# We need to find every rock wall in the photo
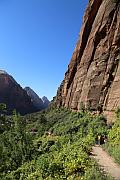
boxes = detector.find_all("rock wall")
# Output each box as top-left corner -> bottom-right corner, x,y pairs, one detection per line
24,87 -> 50,110
55,0 -> 120,122
25,87 -> 44,110
0,73 -> 37,115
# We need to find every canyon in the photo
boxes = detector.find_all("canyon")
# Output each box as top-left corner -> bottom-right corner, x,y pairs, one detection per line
0,70 -> 49,115
55,0 -> 120,122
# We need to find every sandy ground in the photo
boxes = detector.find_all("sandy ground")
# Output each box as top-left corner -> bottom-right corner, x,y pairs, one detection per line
91,146 -> 120,180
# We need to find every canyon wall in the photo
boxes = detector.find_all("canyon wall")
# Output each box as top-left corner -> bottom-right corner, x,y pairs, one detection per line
55,0 -> 120,122
0,71 -> 37,115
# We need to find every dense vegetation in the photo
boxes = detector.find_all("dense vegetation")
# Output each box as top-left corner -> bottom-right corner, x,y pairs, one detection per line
0,104 -> 113,179
104,109 -> 120,165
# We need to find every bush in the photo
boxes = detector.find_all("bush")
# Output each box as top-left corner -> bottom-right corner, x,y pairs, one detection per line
104,109 -> 120,164
0,107 -> 110,179
83,164 -> 113,180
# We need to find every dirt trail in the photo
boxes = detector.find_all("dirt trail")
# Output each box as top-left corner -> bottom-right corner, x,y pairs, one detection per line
91,146 -> 120,180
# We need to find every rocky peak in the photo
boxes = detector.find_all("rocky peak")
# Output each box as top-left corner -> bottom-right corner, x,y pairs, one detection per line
55,0 -> 120,122
0,72 -> 37,115
25,87 -> 44,110
0,70 -> 8,75
42,96 -> 49,103
42,96 -> 50,108
24,87 -> 50,110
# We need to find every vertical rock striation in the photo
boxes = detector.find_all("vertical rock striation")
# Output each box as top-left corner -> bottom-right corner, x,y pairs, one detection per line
55,0 -> 120,122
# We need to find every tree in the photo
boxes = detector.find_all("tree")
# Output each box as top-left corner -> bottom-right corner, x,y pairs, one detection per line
0,103 -> 8,133
12,110 -> 34,163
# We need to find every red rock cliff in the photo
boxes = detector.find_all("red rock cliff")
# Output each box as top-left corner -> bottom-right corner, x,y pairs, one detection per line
55,0 -> 120,122
0,71 -> 37,115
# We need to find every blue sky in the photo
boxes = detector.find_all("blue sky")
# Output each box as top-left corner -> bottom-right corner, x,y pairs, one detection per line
0,0 -> 88,100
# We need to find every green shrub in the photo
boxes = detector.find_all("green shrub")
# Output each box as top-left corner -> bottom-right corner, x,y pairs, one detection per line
83,164 -> 113,180
0,107 -> 110,179
104,109 -> 120,164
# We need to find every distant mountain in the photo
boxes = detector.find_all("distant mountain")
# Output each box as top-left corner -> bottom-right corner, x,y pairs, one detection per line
42,96 -> 50,109
24,87 -> 44,110
25,87 -> 50,110
0,71 -> 37,115
0,70 -> 8,75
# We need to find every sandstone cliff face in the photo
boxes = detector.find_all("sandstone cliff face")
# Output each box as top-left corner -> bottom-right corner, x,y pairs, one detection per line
0,72 -> 37,115
56,0 -> 120,122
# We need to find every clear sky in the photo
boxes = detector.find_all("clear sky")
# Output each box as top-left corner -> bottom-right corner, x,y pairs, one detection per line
0,0 -> 88,100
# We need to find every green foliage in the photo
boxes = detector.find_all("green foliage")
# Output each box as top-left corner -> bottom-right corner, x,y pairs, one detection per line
83,164 -> 113,180
0,103 -> 9,133
0,110 -> 35,174
0,103 -> 6,112
104,109 -> 120,164
0,107 -> 110,179
79,102 -> 85,115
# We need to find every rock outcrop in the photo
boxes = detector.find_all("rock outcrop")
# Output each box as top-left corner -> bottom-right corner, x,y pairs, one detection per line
42,96 -> 50,109
0,71 -> 37,115
55,0 -> 120,122
24,87 -> 44,110
25,87 -> 50,110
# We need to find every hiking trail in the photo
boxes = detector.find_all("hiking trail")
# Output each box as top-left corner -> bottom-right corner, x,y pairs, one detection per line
91,146 -> 120,180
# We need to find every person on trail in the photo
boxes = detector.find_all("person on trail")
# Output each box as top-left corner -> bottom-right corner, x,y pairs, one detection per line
100,135 -> 104,145
98,135 -> 107,145
98,135 -> 101,145
96,134 -> 107,145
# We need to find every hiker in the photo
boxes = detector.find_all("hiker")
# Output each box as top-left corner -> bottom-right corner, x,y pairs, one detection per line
96,134 -> 107,146
95,135 -> 101,145
100,135 -> 104,145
